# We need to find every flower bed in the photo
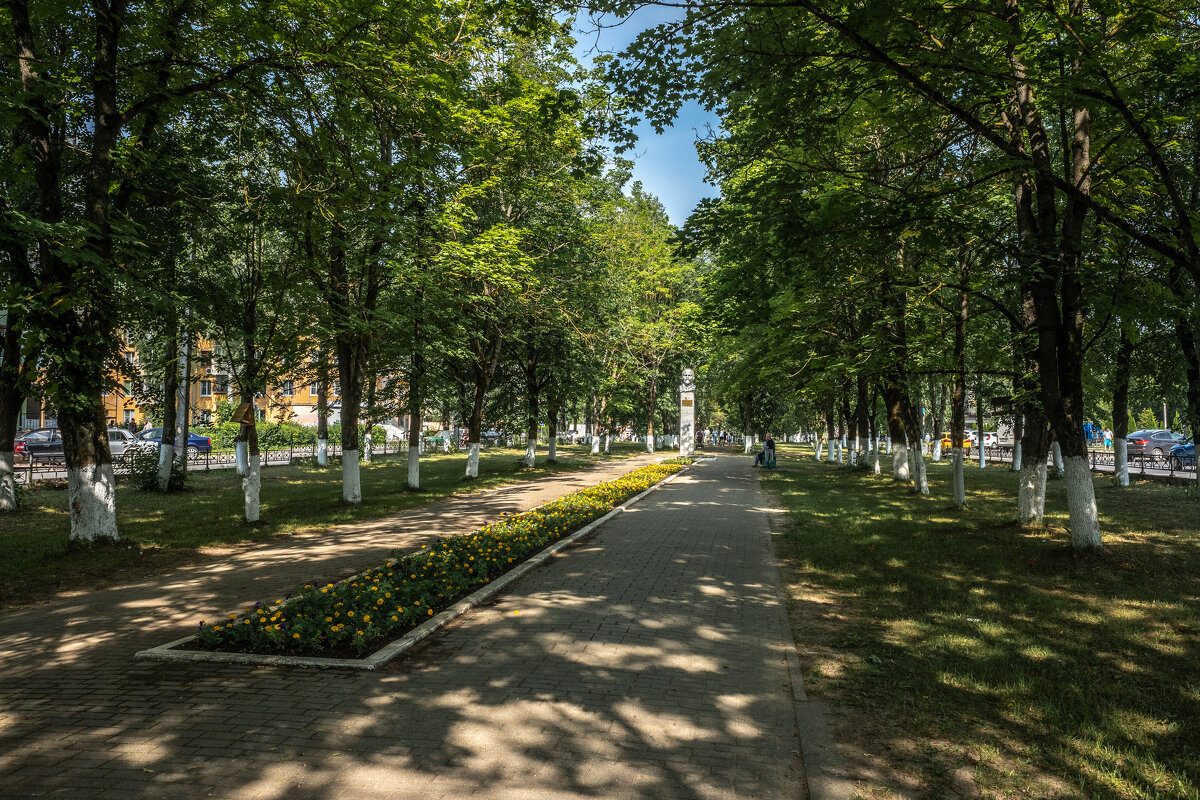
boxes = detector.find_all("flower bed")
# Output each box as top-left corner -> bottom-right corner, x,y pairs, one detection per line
193,459 -> 689,657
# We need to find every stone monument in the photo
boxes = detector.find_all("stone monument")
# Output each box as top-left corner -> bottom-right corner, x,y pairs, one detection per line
680,368 -> 696,456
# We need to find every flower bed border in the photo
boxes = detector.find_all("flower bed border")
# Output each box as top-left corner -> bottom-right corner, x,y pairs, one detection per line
134,457 -> 704,670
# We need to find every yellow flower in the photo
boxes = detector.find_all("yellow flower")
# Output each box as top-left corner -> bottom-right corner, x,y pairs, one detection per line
293,633 -> 300,639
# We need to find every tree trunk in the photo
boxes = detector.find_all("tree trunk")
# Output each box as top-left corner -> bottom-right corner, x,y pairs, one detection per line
1112,329 -> 1133,487
547,397 -> 559,463
645,379 -> 657,453
158,323 -> 178,490
0,301 -> 34,511
242,414 -> 261,523
317,352 -> 329,467
175,325 -> 191,477
61,400 -> 119,543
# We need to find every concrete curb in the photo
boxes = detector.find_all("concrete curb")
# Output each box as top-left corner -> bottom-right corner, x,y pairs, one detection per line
135,459 -> 700,671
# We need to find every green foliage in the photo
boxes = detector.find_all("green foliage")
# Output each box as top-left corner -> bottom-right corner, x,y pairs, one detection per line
1136,408 -> 1161,431
125,448 -> 185,493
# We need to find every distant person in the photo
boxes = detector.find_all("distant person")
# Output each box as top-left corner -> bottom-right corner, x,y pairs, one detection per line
1103,428 -> 1113,449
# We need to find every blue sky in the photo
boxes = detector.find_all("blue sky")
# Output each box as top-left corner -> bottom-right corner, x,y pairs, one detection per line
572,8 -> 720,227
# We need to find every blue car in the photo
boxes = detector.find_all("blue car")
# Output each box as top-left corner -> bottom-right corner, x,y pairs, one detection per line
1169,441 -> 1196,471
137,427 -> 213,458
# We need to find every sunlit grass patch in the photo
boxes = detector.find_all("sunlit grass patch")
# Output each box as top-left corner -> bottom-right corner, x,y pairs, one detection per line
763,445 -> 1200,800
0,448 -> 645,608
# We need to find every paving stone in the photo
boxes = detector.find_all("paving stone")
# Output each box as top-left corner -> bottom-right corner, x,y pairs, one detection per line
1,456 -> 811,799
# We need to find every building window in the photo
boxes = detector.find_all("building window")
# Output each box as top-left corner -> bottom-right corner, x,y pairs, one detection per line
199,410 -> 212,424
123,380 -> 133,395
123,409 -> 135,424
310,380 -> 320,396
200,380 -> 212,397
281,380 -> 294,397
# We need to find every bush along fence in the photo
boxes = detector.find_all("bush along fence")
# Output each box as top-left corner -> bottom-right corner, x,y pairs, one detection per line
192,459 -> 691,657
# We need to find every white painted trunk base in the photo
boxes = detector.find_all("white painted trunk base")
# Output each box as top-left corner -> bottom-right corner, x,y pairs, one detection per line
893,442 -> 910,482
604,435 -> 610,453
826,439 -> 835,462
1064,455 -> 1103,550
952,449 -> 965,508
887,438 -> 893,454
0,452 -> 16,511
235,441 -> 248,477
342,451 -> 361,503
466,443 -> 481,478
745,436 -> 754,455
932,439 -> 942,462
157,443 -> 174,491
814,440 -> 822,462
67,464 -> 119,542
836,441 -> 843,464
1114,439 -> 1129,487
1052,441 -> 1064,476
914,446 -> 929,495
646,436 -> 655,454
407,447 -> 420,490
873,444 -> 881,475
1012,442 -> 1023,472
548,439 -> 557,461
524,441 -> 536,467
1017,460 -> 1047,524
317,438 -> 328,467
363,434 -> 372,464
243,454 -> 261,522
591,436 -> 601,455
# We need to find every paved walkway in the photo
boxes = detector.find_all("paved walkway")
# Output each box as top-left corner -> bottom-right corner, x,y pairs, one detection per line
0,457 -> 815,799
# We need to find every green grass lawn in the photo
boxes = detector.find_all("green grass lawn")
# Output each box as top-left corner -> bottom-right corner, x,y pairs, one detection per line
763,444 -> 1199,800
0,443 -> 647,609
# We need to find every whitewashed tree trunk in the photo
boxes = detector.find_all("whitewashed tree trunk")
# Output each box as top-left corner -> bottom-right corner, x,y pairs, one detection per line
604,434 -> 610,453
67,464 -> 119,542
978,441 -> 987,469
591,435 -> 601,454
1012,442 -> 1022,471
157,443 -> 174,490
873,442 -> 882,475
745,435 -> 754,454
835,441 -> 842,464
317,438 -> 328,467
342,450 -> 361,503
893,442 -> 910,481
914,445 -> 929,495
646,434 -> 655,454
235,440 -> 248,476
1017,460 -> 1047,524
243,453 -> 261,522
363,433 -> 372,464
406,445 -> 420,490
442,436 -> 451,454
1052,441 -> 1064,476
523,439 -> 536,467
887,437 -> 893,454
1114,438 -> 1129,487
466,442 -> 481,477
0,452 -> 16,510
548,437 -> 557,461
932,439 -> 942,462
952,448 -> 965,508
813,439 -> 822,461
826,439 -> 835,462
1063,456 -> 1103,550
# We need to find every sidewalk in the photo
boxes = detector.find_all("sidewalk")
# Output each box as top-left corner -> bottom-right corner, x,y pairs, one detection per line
0,456 -> 819,799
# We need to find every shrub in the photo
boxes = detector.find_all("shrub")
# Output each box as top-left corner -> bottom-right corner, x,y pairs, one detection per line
126,447 -> 185,492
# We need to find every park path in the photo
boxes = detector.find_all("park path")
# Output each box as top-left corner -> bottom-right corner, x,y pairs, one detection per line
0,456 -> 819,799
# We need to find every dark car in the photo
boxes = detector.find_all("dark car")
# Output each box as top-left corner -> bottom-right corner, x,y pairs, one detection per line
136,427 -> 213,458
15,427 -> 64,463
1125,429 -> 1184,461
1169,441 -> 1196,471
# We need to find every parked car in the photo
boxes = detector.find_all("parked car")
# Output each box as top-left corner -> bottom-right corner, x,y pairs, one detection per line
15,428 -> 64,463
1125,429 -> 1183,461
107,428 -> 156,462
481,429 -> 505,446
940,436 -> 972,453
1169,441 -> 1196,471
136,427 -> 213,458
